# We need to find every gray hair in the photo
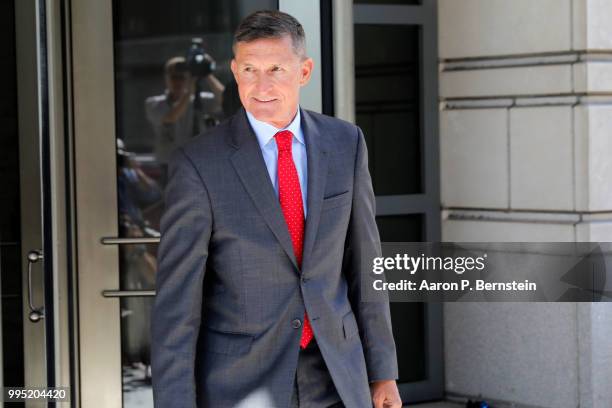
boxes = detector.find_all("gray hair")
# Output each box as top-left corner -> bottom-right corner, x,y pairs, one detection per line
233,10 -> 307,59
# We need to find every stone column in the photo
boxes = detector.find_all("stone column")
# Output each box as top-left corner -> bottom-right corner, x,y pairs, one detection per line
438,1 -> 612,406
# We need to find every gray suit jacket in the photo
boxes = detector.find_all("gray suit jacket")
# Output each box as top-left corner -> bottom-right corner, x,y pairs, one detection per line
151,107 -> 399,407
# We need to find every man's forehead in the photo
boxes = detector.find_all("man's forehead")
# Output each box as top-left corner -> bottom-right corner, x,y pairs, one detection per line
236,55 -> 291,65
234,36 -> 295,57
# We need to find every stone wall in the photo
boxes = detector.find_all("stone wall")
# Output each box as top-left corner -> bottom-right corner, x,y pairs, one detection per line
438,1 -> 612,407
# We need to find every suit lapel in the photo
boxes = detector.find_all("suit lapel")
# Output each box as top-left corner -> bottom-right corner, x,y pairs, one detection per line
229,108 -> 299,271
301,108 -> 329,275
227,107 -> 329,275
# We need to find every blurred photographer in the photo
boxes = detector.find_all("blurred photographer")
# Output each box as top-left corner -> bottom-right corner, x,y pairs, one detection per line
145,45 -> 225,166
117,138 -> 162,234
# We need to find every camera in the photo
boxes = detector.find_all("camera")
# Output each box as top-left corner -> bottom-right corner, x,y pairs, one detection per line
186,38 -> 216,78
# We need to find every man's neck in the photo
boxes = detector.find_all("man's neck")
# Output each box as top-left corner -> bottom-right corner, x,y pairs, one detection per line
255,108 -> 299,130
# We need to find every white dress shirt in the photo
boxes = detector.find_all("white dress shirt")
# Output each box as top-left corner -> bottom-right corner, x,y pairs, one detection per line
245,108 -> 308,216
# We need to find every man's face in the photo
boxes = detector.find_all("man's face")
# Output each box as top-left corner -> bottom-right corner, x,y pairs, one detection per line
165,69 -> 191,96
231,35 -> 313,128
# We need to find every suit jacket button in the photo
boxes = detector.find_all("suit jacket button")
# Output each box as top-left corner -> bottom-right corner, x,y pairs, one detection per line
292,319 -> 302,329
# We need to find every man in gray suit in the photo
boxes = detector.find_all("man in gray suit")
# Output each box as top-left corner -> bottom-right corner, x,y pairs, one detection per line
151,10 -> 402,408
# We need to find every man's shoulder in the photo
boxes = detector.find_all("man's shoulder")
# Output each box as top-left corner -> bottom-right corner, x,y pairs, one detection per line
302,109 -> 358,133
301,109 -> 361,150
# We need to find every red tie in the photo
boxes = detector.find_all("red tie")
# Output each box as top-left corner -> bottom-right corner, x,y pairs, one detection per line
274,130 -> 313,349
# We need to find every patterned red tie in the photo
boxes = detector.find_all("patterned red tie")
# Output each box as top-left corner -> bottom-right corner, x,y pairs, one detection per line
274,130 -> 313,349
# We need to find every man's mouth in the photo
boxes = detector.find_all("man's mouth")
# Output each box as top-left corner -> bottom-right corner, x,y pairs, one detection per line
253,97 -> 277,103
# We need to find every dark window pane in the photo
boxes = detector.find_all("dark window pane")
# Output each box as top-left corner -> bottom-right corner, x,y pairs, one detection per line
355,24 -> 421,195
376,214 -> 423,242
0,0 -> 25,390
1,244 -> 25,388
0,0 -> 21,243
391,302 -> 426,382
376,214 -> 426,382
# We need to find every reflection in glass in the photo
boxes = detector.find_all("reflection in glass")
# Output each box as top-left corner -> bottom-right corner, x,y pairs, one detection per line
121,297 -> 154,406
113,1 -> 277,406
354,24 -> 421,195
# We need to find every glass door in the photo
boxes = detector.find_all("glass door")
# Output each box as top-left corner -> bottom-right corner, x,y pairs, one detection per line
70,1 -> 323,406
333,0 -> 443,402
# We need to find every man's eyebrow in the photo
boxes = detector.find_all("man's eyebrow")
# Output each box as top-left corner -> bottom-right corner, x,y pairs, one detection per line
239,62 -> 286,68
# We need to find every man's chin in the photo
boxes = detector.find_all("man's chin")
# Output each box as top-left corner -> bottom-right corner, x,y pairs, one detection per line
248,107 -> 279,123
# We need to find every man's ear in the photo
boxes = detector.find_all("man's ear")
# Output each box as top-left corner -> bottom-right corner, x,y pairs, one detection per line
299,57 -> 314,87
230,59 -> 238,82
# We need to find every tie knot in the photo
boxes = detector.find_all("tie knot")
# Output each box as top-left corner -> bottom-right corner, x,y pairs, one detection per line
274,130 -> 293,152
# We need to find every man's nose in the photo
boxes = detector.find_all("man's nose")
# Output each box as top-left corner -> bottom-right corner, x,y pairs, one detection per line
253,73 -> 274,93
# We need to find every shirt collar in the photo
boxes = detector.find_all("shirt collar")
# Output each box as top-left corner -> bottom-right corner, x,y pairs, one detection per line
245,107 -> 304,149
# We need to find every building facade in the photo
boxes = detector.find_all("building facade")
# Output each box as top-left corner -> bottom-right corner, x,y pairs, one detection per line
1,1 -> 611,407
440,1 -> 612,407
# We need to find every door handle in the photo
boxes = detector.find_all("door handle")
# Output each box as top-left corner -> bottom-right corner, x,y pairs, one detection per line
102,289 -> 156,298
100,236 -> 160,245
27,249 -> 45,322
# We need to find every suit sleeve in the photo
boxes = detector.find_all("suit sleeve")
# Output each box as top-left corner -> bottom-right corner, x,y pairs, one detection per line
342,126 -> 399,383
151,146 -> 212,408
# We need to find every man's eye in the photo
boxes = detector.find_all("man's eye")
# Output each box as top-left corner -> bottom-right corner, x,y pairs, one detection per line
244,67 -> 254,73
272,66 -> 283,72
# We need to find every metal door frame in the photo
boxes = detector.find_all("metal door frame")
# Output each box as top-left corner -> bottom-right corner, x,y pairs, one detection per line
15,0 -> 47,395
71,0 -> 121,405
15,0 -> 73,405
332,0 -> 444,402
